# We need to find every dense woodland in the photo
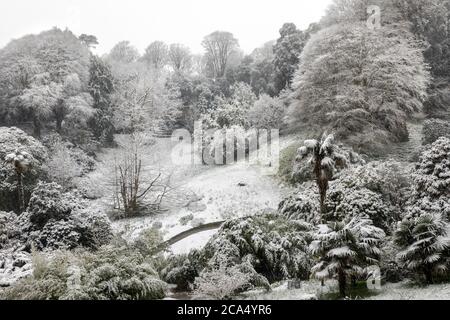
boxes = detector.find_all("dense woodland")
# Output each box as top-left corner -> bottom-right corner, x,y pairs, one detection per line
0,0 -> 449,300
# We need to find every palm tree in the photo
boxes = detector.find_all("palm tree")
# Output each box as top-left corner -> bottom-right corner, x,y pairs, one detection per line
4,150 -> 32,212
395,212 -> 449,284
310,217 -> 385,297
295,133 -> 348,220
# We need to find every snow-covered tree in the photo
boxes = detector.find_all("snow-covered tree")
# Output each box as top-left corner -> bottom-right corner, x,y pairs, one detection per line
0,28 -> 92,137
279,183 -> 321,224
295,133 -> 350,218
87,55 -> 116,145
422,119 -> 450,145
108,41 -> 140,64
214,82 -> 257,129
273,23 -> 307,93
203,214 -> 314,284
394,211 -> 449,284
289,23 -> 430,155
168,43 -> 192,74
280,180 -> 394,233
18,182 -> 112,250
4,150 -> 34,212
2,246 -> 167,300
193,264 -> 253,300
142,41 -> 168,70
414,137 -> 450,200
248,94 -> 285,130
202,31 -> 239,79
0,127 -> 47,213
310,217 -> 385,297
19,75 -> 61,138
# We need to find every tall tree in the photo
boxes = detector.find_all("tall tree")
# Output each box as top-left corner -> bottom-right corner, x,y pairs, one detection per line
79,34 -> 99,49
109,41 -> 140,64
202,31 -> 239,79
311,217 -> 385,297
289,23 -> 430,155
19,74 -> 60,138
273,23 -> 307,93
142,41 -> 168,70
88,56 -> 116,145
168,44 -> 192,73
0,28 -> 91,135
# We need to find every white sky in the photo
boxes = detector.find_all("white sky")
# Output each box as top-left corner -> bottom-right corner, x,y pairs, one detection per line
0,0 -> 332,55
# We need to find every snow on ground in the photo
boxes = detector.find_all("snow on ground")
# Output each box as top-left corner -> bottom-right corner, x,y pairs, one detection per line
112,160 -> 292,247
241,280 -> 450,300
92,134 -> 297,253
365,282 -> 450,300
241,280 -> 337,300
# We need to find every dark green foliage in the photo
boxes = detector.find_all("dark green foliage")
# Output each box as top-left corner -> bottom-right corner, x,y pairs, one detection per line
394,211 -> 449,284
414,137 -> 450,199
273,23 -> 307,93
394,138 -> 450,284
19,182 -> 112,250
2,246 -> 167,300
203,214 -> 314,283
88,56 -> 115,146
422,119 -> 450,145
159,249 -> 208,291
280,181 -> 394,233
0,211 -> 20,249
310,217 -> 386,297
423,79 -> 450,119
289,23 -> 430,156
278,142 -> 302,184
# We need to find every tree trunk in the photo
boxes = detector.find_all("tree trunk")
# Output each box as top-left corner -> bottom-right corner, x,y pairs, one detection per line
17,172 -> 25,212
33,117 -> 41,138
424,267 -> 433,285
351,275 -> 357,287
338,269 -> 347,298
56,116 -> 63,133
313,147 -> 327,222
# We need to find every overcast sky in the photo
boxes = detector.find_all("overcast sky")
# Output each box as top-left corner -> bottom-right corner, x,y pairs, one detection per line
0,0 -> 332,55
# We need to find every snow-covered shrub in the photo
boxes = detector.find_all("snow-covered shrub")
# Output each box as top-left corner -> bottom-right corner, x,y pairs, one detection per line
414,137 -> 450,200
324,184 -> 394,233
379,239 -> 409,284
0,211 -> 20,249
42,134 -> 96,190
179,214 -> 194,226
310,217 -> 386,297
2,246 -> 167,300
248,94 -> 285,130
0,127 -> 47,212
278,183 -> 320,224
213,83 -> 256,129
132,227 -> 165,256
338,161 -> 413,207
278,141 -> 302,184
202,214 -> 314,283
292,133 -> 367,220
19,182 -> 112,250
280,181 -> 395,233
159,249 -> 208,291
422,119 -> 450,145
193,264 -> 255,300
394,211 -> 449,284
